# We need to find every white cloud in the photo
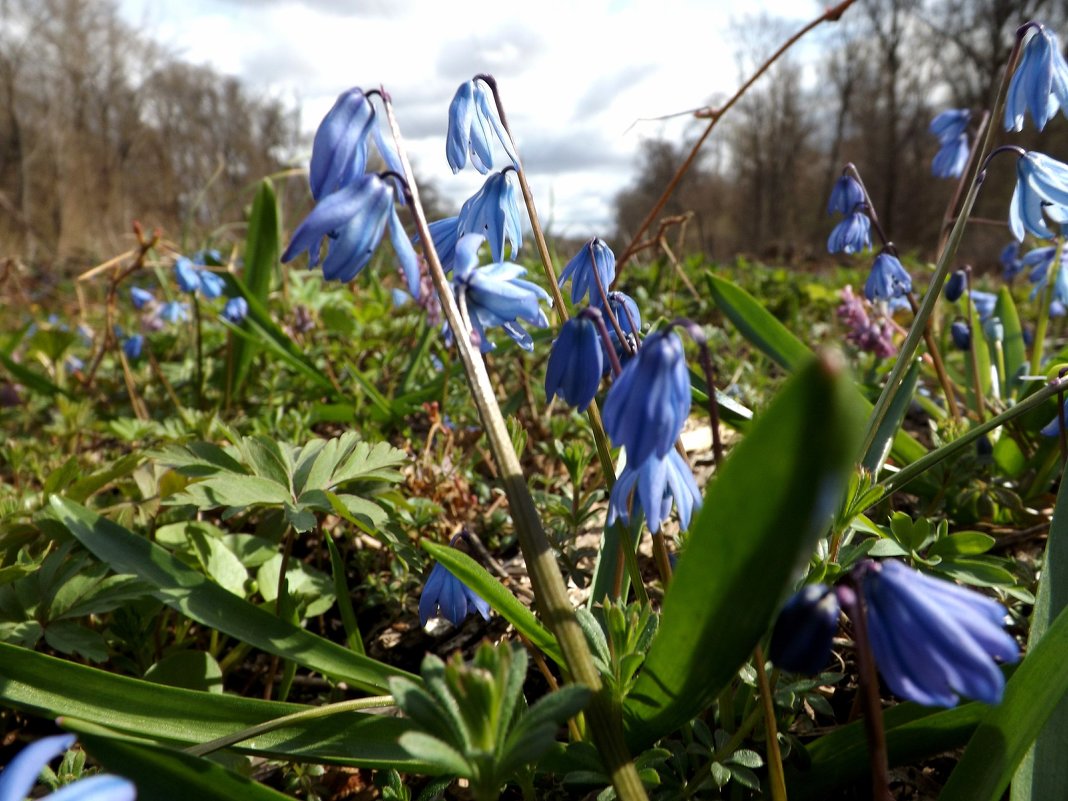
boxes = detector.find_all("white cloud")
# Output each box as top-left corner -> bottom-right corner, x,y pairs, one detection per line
120,0 -> 826,235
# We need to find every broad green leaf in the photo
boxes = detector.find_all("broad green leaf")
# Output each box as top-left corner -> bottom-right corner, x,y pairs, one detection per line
927,531 -> 996,558
0,349 -> 71,398
144,650 -> 225,693
941,603 -> 1068,801
227,179 -> 279,398
0,641 -> 424,768
43,620 -> 108,661
787,700 -> 986,800
422,541 -> 563,666
964,299 -> 993,408
66,453 -> 143,503
862,359 -> 919,474
326,533 -> 366,655
995,286 -> 1026,398
49,496 -> 413,693
622,355 -> 864,748
79,733 -> 294,801
1011,474 -> 1068,801
171,474 -> 293,509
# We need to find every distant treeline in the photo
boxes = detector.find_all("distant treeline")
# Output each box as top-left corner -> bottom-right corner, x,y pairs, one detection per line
613,0 -> 1068,268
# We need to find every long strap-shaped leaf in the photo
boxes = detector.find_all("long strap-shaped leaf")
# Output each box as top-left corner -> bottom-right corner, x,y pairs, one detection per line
0,641 -> 424,768
622,355 -> 864,748
49,496 -> 414,693
940,601 -> 1068,801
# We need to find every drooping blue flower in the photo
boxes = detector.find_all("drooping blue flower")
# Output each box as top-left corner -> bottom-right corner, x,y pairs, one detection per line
769,584 -> 841,675
157,301 -> 189,324
222,296 -> 249,324
446,78 -> 518,174
1022,243 -> 1066,286
1000,241 -> 1024,280
827,175 -> 865,216
545,315 -> 604,411
0,734 -> 136,801
602,329 -> 690,467
932,134 -> 970,179
456,170 -> 523,263
600,291 -> 642,372
1004,25 -> 1068,132
282,173 -> 421,298
827,211 -> 872,255
930,108 -> 971,142
864,252 -> 912,302
860,559 -> 1019,706
309,88 -> 374,200
129,286 -> 154,309
606,447 -> 702,534
123,333 -> 144,361
422,216 -> 460,273
452,234 -> 549,353
419,561 -> 491,627
559,238 -> 617,305
174,258 -> 225,299
950,320 -> 971,350
944,270 -> 966,302
1009,151 -> 1068,241
1041,399 -> 1068,436
972,290 -> 997,321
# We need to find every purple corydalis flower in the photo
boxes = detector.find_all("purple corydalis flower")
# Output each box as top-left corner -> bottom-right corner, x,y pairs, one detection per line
282,173 -> 421,298
602,329 -> 690,467
446,78 -> 518,174
560,238 -> 617,305
222,296 -> 249,324
1009,151 -> 1068,241
827,174 -> 865,216
456,170 -> 523,263
837,285 -> 897,358
864,251 -> 912,302
452,234 -> 549,353
860,560 -> 1019,706
545,315 -> 604,411
1004,24 -> 1068,132
607,447 -> 702,534
418,560 -> 491,627
129,286 -> 154,309
769,584 -> 840,674
828,211 -> 872,255
0,734 -> 136,801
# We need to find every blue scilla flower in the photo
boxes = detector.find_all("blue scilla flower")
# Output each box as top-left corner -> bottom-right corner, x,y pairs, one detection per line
827,211 -> 872,255
310,88 -> 374,200
1009,151 -> 1068,241
174,258 -> 225,299
560,238 -> 617,305
1041,398 -> 1068,436
971,290 -> 997,322
1004,25 -> 1068,132
1022,243 -> 1066,285
827,175 -> 865,216
606,448 -> 702,534
545,315 -> 604,411
600,291 -> 642,372
1000,241 -> 1024,280
602,329 -> 690,467
423,216 -> 460,273
769,584 -> 841,674
0,734 -> 136,801
864,251 -> 912,302
123,334 -> 144,361
419,560 -> 491,627
944,270 -> 966,302
930,108 -> 971,143
456,170 -> 523,263
950,320 -> 971,350
446,78 -> 518,174
222,296 -> 249,324
157,301 -> 189,324
452,234 -> 549,353
283,173 -> 421,298
860,559 -> 1019,706
932,134 -> 970,179
129,286 -> 154,309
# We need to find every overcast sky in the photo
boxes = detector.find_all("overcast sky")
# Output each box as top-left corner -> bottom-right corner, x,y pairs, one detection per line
118,0 -> 825,237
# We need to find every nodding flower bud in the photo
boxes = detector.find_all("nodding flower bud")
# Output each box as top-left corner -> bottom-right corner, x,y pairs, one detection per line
950,320 -> 971,351
944,270 -> 966,302
769,584 -> 841,675
984,316 -> 1004,343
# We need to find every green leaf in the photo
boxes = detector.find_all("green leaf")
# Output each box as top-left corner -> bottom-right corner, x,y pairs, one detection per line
421,541 -> 563,666
706,272 -> 810,371
862,359 -> 920,474
43,620 -> 108,661
326,533 -> 365,655
144,650 -> 225,693
77,732 -> 302,801
49,496 -> 413,693
0,641 -> 424,769
995,286 -> 1026,398
171,475 -> 293,509
941,604 -> 1068,801
398,732 -> 470,777
0,349 -> 71,398
1011,473 -> 1068,801
227,179 -> 280,398
927,531 -> 995,558
622,355 -> 864,748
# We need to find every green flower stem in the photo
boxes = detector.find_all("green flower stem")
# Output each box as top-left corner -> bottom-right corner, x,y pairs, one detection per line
192,294 -> 204,408
967,291 -> 988,421
1029,236 -> 1065,376
383,97 -> 649,801
753,644 -> 787,801
907,292 -> 960,421
871,375 -> 1068,503
862,30 -> 1026,460
183,695 -> 395,757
